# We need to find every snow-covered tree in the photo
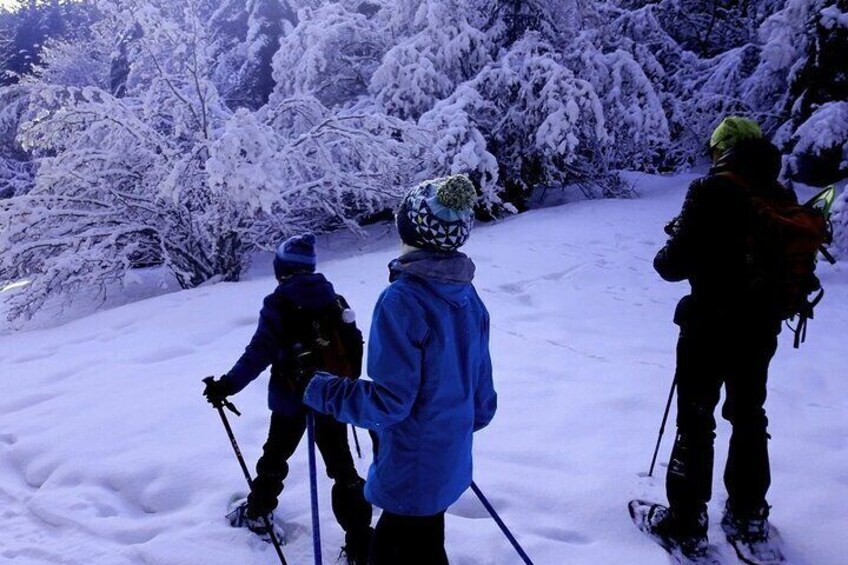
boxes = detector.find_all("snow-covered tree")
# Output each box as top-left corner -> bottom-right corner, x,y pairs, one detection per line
370,0 -> 491,120
0,85 -> 35,199
833,185 -> 848,257
421,34 -> 609,210
28,36 -> 113,90
210,0 -> 297,110
779,0 -> 848,185
418,84 -> 501,208
272,3 -> 386,108
0,0 -> 100,86
565,35 -> 671,171
0,0 -> 245,319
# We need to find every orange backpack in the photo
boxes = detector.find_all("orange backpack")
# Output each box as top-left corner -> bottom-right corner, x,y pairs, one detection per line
720,172 -> 834,347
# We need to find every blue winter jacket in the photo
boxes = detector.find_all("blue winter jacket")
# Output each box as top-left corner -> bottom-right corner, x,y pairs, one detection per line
223,273 -> 340,415
304,250 -> 497,516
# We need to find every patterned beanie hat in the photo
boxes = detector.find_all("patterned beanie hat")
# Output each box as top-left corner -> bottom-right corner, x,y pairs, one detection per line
396,175 -> 477,252
709,116 -> 763,153
274,233 -> 317,278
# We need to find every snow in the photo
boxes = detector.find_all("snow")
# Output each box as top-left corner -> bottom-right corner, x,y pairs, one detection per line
2,172 -> 847,564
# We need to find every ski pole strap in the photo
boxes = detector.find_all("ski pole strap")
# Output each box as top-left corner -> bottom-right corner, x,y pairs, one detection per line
470,481 -> 534,565
820,245 -> 836,265
307,410 -> 323,565
222,398 -> 241,417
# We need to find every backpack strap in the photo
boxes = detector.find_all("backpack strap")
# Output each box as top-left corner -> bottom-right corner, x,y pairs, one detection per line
716,170 -> 750,191
787,288 -> 824,348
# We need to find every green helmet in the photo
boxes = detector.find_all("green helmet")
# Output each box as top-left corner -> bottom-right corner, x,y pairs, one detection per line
709,116 -> 763,153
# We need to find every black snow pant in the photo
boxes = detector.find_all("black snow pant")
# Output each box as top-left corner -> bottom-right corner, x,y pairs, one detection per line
666,303 -> 778,535
370,511 -> 448,565
247,410 -> 372,539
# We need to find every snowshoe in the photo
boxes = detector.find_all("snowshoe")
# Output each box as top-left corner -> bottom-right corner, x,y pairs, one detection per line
628,500 -> 722,564
226,498 -> 285,544
721,505 -> 784,565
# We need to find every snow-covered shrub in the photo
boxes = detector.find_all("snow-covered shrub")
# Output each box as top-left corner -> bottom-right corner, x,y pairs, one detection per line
0,1 -> 248,319
0,83 -> 246,320
217,99 -> 433,233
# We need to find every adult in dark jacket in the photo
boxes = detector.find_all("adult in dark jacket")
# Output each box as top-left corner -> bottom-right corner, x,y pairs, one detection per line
299,175 -> 498,564
203,234 -> 372,564
630,118 -> 794,559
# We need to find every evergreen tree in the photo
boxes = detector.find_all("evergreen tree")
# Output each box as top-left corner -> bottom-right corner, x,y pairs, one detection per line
780,0 -> 848,185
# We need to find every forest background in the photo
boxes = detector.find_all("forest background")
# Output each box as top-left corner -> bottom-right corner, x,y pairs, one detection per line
1,0 -> 846,321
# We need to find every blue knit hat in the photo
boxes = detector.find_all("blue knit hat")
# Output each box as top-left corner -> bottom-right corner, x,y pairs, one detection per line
396,175 -> 476,251
274,233 -> 317,278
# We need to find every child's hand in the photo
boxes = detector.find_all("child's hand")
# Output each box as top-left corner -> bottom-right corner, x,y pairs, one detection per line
203,376 -> 232,407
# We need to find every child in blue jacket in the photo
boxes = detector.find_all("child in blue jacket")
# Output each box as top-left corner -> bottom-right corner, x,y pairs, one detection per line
203,234 -> 372,564
299,175 -> 498,564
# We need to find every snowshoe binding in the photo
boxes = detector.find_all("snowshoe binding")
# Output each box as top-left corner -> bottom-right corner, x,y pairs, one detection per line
628,500 -> 722,564
226,498 -> 285,545
721,504 -> 784,565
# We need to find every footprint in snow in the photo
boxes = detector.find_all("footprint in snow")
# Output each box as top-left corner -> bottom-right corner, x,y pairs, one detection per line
8,350 -> 58,364
129,345 -> 196,364
0,433 -> 18,445
0,393 -> 58,414
534,526 -> 592,545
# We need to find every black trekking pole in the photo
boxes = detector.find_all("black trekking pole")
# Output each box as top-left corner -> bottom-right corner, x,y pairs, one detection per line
470,481 -> 534,565
351,425 -> 362,459
647,375 -> 677,478
202,377 -> 287,565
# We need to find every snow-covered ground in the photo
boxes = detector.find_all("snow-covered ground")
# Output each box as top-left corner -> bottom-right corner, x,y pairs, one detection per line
1,173 -> 846,564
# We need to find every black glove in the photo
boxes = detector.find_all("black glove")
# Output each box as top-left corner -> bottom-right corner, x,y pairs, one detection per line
664,216 -> 681,236
294,370 -> 316,400
203,376 -> 231,408
291,345 -> 319,400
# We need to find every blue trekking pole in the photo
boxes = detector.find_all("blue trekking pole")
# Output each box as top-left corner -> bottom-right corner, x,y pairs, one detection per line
471,481 -> 534,565
307,410 -> 323,565
294,344 -> 323,565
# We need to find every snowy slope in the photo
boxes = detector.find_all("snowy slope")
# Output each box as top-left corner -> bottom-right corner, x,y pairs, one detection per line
1,173 -> 846,564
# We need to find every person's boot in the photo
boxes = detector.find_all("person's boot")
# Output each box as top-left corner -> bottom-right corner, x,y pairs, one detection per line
721,502 -> 784,564
629,500 -> 709,560
332,477 -> 373,564
227,499 -> 285,543
340,526 -> 373,565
